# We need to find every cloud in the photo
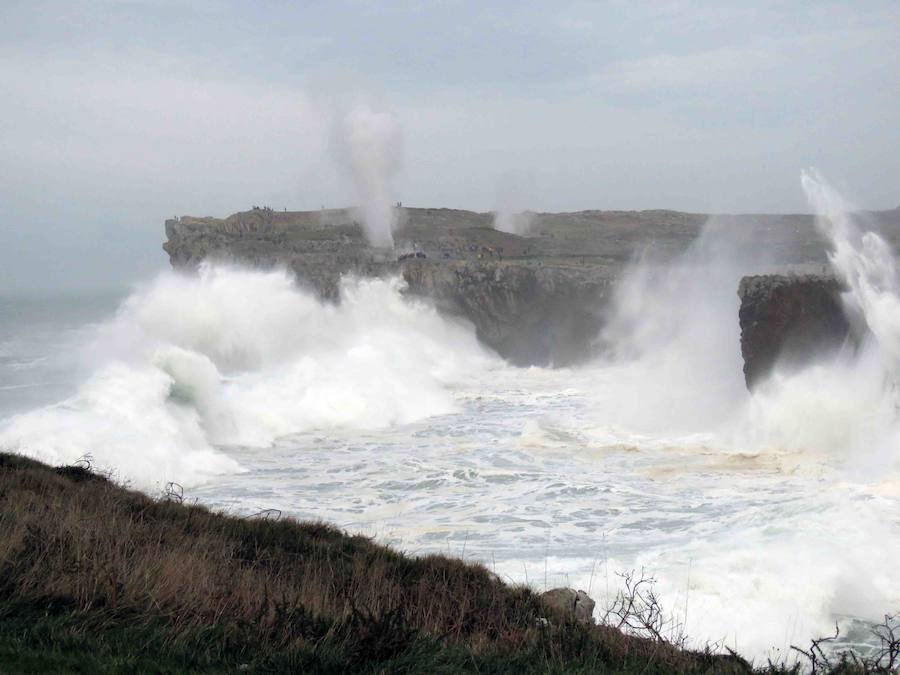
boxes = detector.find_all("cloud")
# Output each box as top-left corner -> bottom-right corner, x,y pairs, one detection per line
0,52 -> 329,179
597,45 -> 779,91
592,17 -> 900,95
0,48 -> 335,289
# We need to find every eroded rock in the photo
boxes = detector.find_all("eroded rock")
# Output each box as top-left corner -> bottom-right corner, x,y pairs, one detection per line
163,206 -> 900,369
738,274 -> 856,389
540,588 -> 596,624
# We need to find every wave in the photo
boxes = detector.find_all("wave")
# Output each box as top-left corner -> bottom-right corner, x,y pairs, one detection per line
0,266 -> 496,489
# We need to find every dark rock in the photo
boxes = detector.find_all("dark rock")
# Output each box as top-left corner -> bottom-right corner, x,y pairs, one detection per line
400,259 -> 610,366
738,274 -> 855,389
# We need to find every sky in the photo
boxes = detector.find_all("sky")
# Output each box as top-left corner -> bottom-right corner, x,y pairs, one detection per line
1,0 -> 899,291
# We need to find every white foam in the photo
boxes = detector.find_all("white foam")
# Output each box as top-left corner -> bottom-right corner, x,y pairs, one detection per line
0,360 -> 240,488
0,266 -> 495,488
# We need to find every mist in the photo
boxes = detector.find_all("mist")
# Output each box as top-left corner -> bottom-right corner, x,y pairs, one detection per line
334,100 -> 403,247
492,171 -> 537,235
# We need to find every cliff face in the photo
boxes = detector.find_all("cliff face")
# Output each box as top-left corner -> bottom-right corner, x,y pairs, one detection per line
163,205 -> 900,368
738,275 -> 855,388
163,207 -> 711,365
400,259 -> 612,365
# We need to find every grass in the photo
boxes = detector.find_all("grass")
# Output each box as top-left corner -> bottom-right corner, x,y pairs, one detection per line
0,452 -> 894,674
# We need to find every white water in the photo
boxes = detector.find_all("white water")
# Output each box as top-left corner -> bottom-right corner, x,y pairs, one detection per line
1,174 -> 898,662
1,267 -> 490,485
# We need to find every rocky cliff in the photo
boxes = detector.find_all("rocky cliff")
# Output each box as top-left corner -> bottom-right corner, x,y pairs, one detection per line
164,207 -> 711,364
163,206 -> 900,369
737,275 -> 855,389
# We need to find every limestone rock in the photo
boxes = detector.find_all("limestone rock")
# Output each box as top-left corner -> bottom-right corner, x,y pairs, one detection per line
163,207 -> 711,366
540,587 -> 596,624
162,206 -> 900,368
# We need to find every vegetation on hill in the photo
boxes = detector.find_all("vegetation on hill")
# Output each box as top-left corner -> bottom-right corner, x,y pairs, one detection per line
0,452 -> 896,674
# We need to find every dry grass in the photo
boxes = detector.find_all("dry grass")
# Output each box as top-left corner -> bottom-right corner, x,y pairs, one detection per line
0,452 -> 893,674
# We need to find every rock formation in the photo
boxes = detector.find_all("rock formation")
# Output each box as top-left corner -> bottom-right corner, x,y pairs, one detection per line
738,274 -> 856,388
539,588 -> 596,625
163,207 -> 712,365
163,205 -> 900,371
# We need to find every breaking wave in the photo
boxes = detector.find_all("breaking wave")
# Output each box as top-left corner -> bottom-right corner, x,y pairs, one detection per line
0,266 -> 496,488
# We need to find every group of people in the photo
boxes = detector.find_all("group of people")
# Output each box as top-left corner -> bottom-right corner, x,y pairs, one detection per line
397,251 -> 427,261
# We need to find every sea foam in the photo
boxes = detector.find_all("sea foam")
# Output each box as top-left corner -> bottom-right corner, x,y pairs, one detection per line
0,266 -> 494,488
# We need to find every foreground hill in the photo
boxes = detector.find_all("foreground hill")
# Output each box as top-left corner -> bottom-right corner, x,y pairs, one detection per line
2,452 -> 895,673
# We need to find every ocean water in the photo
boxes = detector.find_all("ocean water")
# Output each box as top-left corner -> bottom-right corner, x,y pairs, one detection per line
0,290 -> 124,416
1,173 -> 898,662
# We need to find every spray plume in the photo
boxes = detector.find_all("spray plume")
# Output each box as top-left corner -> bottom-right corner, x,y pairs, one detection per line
338,101 -> 402,248
802,169 -> 900,369
492,171 -> 536,235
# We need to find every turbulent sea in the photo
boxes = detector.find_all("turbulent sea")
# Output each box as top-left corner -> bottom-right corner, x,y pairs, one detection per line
1,173 -> 898,661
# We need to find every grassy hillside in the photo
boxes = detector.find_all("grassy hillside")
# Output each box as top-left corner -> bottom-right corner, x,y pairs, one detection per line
0,452 -> 893,674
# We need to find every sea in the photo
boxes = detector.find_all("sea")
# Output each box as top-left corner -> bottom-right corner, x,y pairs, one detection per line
1,171 -> 897,662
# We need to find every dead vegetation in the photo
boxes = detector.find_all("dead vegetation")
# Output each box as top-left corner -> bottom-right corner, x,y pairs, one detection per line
787,616 -> 900,675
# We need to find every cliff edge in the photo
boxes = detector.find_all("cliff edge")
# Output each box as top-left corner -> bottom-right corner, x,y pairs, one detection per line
163,206 -> 900,369
163,207 -> 712,365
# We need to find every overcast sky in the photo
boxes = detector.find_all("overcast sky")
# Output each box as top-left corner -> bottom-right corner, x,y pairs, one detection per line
1,0 -> 899,291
